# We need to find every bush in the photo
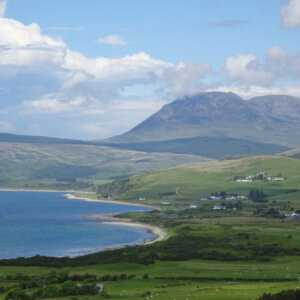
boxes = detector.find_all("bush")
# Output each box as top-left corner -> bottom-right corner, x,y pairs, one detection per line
60,281 -> 79,297
5,288 -> 32,300
258,289 -> 300,299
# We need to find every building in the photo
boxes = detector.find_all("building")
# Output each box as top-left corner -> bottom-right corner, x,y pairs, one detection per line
213,205 -> 226,210
189,204 -> 197,209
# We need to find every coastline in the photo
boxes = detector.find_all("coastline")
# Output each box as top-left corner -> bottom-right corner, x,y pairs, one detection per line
64,193 -> 168,245
0,189 -> 168,251
64,193 -> 160,210
0,188 -> 92,193
85,213 -> 168,245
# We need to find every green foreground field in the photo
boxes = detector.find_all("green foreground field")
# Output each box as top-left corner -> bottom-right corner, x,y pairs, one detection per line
1,255 -> 300,299
1,155 -> 300,299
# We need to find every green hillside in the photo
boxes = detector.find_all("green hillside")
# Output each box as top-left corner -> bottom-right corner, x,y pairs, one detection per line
100,136 -> 290,159
99,155 -> 300,211
281,149 -> 300,159
0,142 -> 208,190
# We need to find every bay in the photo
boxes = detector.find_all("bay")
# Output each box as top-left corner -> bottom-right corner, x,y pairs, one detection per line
0,191 -> 154,259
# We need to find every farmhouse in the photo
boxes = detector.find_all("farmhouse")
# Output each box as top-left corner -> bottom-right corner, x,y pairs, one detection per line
213,205 -> 226,210
236,178 -> 253,183
272,177 -> 285,181
189,204 -> 198,209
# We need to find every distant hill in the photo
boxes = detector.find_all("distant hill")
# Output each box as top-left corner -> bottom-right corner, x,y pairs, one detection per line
0,142 -> 208,189
109,92 -> 300,147
0,133 -> 87,145
280,149 -> 300,160
98,155 -> 300,202
100,136 -> 290,159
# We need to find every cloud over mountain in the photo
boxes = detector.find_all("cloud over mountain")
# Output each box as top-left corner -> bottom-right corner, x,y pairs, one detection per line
0,0 -> 299,139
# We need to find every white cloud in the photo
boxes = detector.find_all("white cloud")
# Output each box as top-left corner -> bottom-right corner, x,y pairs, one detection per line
0,18 -> 66,73
96,34 -> 127,46
266,46 -> 286,61
163,61 -> 212,97
209,85 -> 300,99
280,0 -> 300,28
224,54 -> 274,85
23,93 -> 88,113
0,0 -> 7,18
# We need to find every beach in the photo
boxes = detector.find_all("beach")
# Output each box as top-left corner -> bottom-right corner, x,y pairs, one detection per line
64,193 -> 168,245
64,193 -> 160,210
85,213 -> 168,245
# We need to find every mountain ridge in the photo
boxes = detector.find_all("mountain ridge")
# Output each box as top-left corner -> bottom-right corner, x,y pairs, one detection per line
109,92 -> 300,147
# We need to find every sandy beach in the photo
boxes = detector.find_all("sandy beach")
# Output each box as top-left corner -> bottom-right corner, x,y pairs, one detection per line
64,193 -> 160,210
64,193 -> 168,245
0,188 -> 92,193
85,212 -> 168,245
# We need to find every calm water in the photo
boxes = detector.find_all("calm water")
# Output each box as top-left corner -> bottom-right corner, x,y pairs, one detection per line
0,191 -> 154,259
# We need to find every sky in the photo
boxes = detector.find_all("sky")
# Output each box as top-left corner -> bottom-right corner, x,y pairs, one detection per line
0,0 -> 300,139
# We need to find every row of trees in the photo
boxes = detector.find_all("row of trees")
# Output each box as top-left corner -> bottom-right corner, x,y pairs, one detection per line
248,190 -> 268,202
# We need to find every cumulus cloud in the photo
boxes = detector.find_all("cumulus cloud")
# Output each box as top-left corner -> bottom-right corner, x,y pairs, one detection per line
265,46 -> 300,80
0,18 -> 66,75
163,61 -> 212,97
224,54 -> 274,85
280,0 -> 300,28
223,47 -> 300,86
266,46 -> 286,61
209,85 -> 300,99
96,34 -> 127,46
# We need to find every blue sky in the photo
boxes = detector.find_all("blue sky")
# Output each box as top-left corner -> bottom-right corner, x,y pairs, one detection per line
0,0 -> 300,139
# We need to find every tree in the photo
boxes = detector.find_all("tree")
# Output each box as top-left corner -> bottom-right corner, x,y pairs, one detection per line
5,288 -> 32,300
60,281 -> 79,296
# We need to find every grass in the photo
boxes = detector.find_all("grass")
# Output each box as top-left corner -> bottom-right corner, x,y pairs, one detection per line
1,258 -> 300,299
99,156 -> 300,210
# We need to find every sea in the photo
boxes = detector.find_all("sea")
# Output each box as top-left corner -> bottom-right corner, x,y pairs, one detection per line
0,191 -> 155,259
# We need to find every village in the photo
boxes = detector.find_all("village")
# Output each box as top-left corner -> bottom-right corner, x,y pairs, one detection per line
234,171 -> 285,183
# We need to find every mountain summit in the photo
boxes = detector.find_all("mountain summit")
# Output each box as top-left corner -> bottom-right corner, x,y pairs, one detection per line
111,92 -> 300,147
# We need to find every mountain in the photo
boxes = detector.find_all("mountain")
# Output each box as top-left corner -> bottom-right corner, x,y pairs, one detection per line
109,92 -> 300,147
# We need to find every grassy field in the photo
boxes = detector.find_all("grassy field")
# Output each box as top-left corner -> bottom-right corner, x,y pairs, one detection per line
98,155 -> 300,215
1,255 -> 300,299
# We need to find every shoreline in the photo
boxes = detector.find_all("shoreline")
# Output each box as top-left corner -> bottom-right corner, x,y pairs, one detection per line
64,193 -> 160,210
85,213 -> 168,245
64,193 -> 168,245
0,188 -> 92,193
0,189 -> 168,251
